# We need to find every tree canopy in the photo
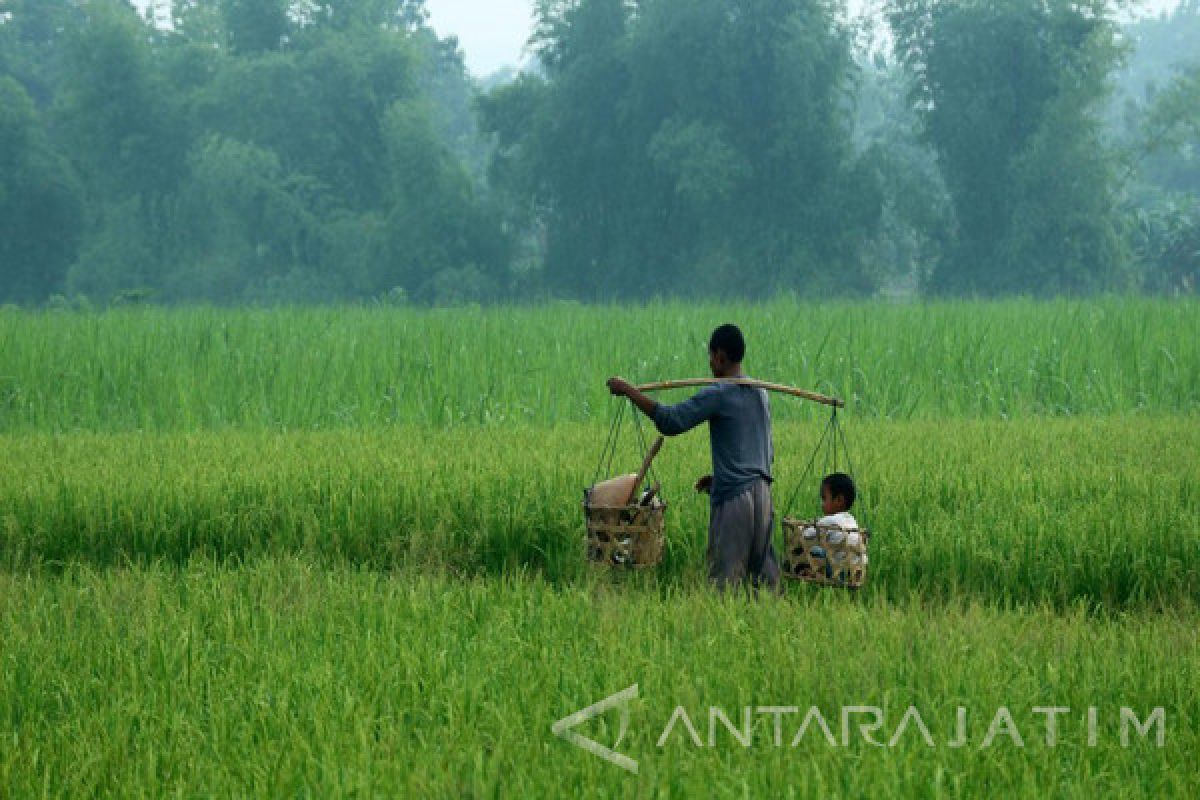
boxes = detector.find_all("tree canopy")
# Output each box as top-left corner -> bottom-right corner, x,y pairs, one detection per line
0,0 -> 507,305
889,0 -> 1129,294
0,0 -> 1196,305
481,0 -> 885,300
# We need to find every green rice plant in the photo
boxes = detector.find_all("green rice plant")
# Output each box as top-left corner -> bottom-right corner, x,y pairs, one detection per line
1,299 -> 1197,797
0,298 -> 1196,432
0,558 -> 1194,797
1,418 -> 1195,611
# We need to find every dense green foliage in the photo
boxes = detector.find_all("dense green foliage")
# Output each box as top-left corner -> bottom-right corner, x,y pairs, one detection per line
2,1 -> 1199,305
1118,2 -> 1200,294
0,75 -> 83,304
480,0 -> 883,298
0,0 -> 507,305
888,0 -> 1129,294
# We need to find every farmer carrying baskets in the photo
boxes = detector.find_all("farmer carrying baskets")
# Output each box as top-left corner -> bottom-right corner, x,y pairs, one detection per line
606,324 -> 782,593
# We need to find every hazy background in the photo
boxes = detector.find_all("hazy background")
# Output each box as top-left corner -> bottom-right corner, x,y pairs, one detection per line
131,0 -> 1186,77
2,0 -> 1197,306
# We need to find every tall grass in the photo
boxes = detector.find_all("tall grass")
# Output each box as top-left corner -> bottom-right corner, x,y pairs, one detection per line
2,299 -> 1198,796
1,298 -> 1196,431
2,418 -> 1195,610
1,559 -> 1195,796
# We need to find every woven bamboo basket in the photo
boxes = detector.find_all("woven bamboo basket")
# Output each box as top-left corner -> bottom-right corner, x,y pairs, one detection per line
583,498 -> 667,568
781,517 -> 869,588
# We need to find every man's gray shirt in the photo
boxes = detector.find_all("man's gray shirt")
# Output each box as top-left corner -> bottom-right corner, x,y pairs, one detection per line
651,380 -> 773,506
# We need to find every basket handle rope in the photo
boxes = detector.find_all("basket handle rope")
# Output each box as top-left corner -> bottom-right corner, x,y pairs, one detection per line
830,407 -> 869,533
783,407 -> 839,517
592,396 -> 626,488
782,407 -> 869,533
591,396 -> 661,494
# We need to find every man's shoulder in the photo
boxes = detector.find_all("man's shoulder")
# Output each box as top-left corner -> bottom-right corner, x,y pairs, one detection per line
688,382 -> 737,405
729,377 -> 768,398
711,378 -> 763,396
704,379 -> 770,417
702,380 -> 747,410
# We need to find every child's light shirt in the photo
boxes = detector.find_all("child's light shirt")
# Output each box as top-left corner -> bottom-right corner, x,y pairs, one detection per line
802,512 -> 860,544
818,511 -> 858,531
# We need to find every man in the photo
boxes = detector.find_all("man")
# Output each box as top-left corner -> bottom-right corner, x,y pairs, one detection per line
606,323 -> 781,592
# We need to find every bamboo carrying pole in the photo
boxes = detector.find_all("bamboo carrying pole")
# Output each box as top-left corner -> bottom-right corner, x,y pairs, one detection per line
634,378 -> 845,408
625,436 -> 665,505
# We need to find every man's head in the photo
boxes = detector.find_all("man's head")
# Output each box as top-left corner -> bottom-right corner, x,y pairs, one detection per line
820,472 -> 856,515
708,323 -> 745,378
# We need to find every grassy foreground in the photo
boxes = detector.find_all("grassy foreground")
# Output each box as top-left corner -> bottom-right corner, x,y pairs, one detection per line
1,559 -> 1195,797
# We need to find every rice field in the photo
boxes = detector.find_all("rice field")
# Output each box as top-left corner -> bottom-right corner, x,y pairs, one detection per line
1,298 -> 1197,796
1,418 -> 1197,610
2,561 -> 1195,797
1,297 -> 1196,431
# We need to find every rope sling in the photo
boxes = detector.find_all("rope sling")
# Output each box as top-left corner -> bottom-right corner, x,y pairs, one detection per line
781,405 -> 867,525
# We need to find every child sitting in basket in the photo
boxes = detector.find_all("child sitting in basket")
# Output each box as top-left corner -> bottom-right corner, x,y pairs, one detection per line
803,473 -> 863,552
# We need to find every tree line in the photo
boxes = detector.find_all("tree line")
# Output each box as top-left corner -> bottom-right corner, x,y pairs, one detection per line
1,0 -> 1197,306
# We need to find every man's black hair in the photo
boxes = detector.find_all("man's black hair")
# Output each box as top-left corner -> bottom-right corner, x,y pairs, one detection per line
821,472 -> 856,509
709,323 -> 745,363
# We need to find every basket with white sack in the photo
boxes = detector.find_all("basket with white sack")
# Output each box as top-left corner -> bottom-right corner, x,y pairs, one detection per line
583,490 -> 666,568
584,402 -> 667,568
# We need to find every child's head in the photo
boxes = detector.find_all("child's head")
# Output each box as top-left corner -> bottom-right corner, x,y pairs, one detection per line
820,472 -> 856,515
708,324 -> 745,377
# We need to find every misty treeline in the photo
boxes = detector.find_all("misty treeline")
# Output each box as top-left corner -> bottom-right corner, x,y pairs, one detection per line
0,0 -> 1197,306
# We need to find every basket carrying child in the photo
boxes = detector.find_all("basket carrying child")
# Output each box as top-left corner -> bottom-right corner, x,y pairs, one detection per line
606,324 -> 782,593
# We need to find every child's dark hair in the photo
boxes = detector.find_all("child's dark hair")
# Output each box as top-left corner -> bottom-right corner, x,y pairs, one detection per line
709,323 -> 745,363
822,472 -> 856,509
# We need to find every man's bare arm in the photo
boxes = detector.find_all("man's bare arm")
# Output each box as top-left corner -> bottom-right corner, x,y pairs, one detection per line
606,376 -> 658,418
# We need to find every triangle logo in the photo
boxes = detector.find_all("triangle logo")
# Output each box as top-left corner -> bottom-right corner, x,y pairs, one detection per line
551,684 -> 639,774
